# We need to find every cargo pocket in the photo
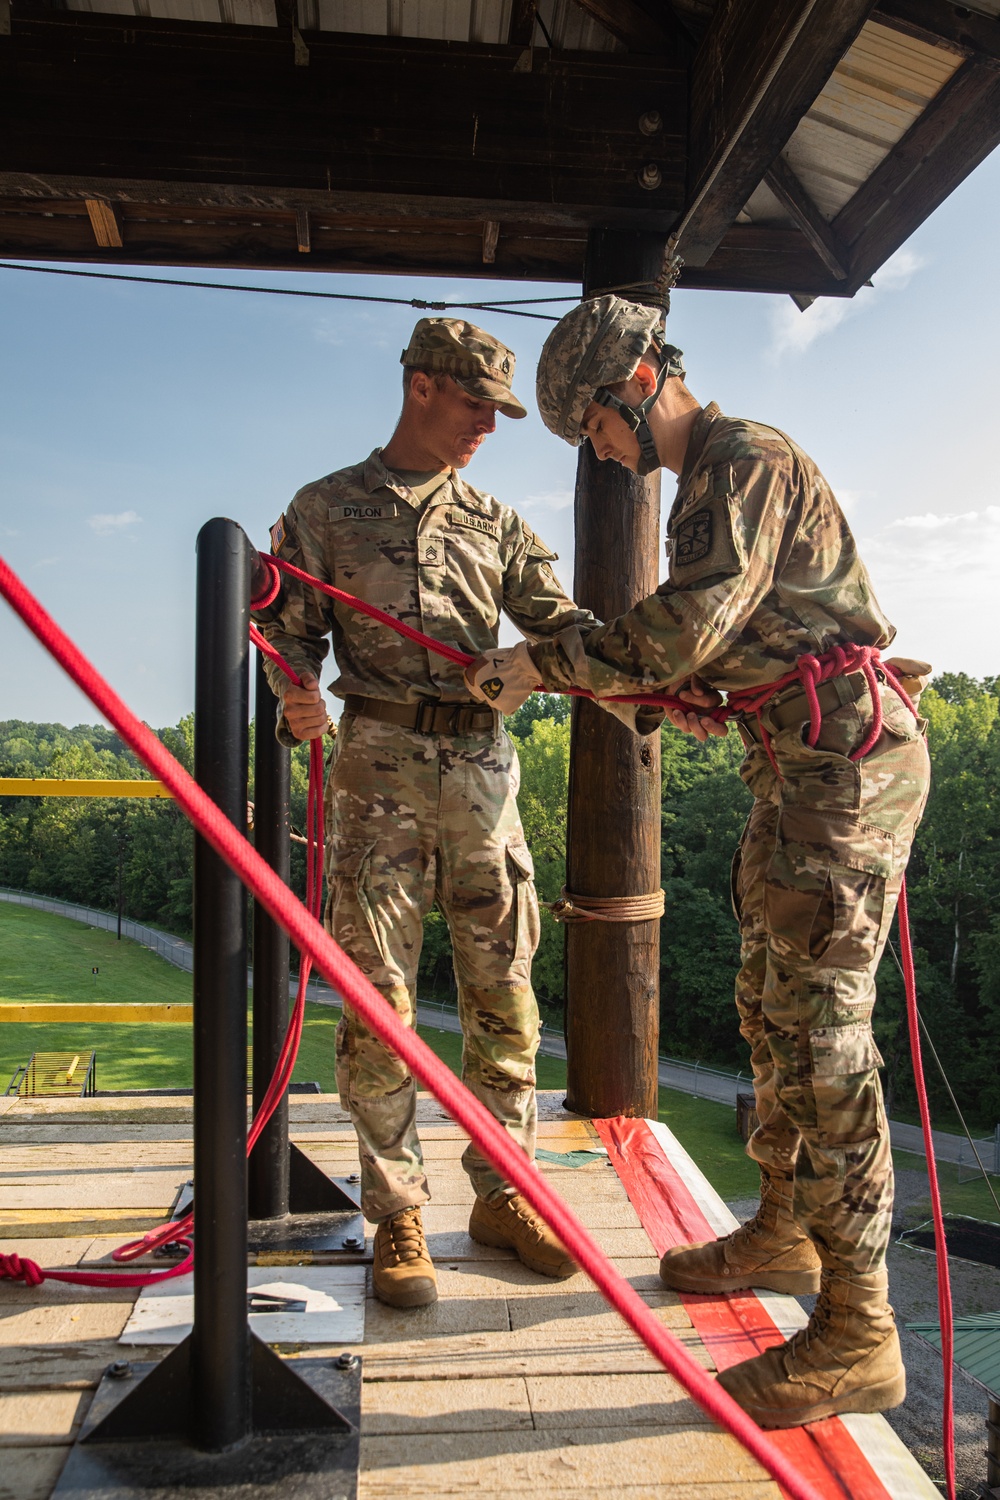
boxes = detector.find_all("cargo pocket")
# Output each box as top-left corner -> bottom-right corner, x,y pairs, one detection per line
506,839 -> 540,965
763,804 -> 893,970
326,835 -> 387,965
809,1021 -> 884,1145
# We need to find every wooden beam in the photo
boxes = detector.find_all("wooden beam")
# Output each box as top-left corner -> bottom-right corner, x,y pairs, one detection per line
764,154 -> 848,279
0,201 -> 850,291
679,0 -> 877,266
568,0 -> 693,56
295,208 -> 310,253
507,0 -> 538,47
1,14 -> 686,216
565,228 -> 663,1122
84,198 -> 122,248
834,56 -> 1000,292
874,0 -> 1000,65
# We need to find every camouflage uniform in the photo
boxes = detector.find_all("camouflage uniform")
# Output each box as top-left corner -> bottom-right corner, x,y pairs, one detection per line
259,368 -> 597,1219
530,404 -> 930,1276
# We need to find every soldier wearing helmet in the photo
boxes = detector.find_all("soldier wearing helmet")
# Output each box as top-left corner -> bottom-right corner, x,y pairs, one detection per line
466,294 -> 932,1430
255,318 -> 598,1310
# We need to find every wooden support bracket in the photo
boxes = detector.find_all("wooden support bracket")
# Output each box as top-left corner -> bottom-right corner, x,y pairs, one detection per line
295,208 -> 311,253
765,154 -> 848,279
84,198 -> 123,249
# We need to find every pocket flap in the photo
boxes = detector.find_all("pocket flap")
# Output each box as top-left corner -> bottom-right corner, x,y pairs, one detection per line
778,805 -> 894,880
810,1022 -> 884,1079
506,840 -> 535,882
328,836 -> 375,879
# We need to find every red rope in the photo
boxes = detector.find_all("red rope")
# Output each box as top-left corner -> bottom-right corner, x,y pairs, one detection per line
2,550 -> 954,1499
0,550 -> 834,1500
898,879 -> 955,1500
257,556 -> 916,747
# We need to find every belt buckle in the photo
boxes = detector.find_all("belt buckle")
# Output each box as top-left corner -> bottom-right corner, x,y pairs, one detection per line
413,701 -> 437,734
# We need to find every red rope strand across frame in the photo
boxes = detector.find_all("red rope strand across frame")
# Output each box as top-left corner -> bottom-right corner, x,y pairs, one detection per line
0,548 -> 956,1500
0,550 -> 833,1500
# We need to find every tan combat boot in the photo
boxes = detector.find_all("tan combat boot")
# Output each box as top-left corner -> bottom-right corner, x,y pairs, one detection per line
469,1192 -> 576,1278
716,1267 -> 906,1427
659,1171 -> 821,1295
372,1207 -> 438,1309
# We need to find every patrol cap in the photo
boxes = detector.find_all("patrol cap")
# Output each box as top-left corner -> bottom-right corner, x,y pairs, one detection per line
536,295 -> 684,446
401,318 -> 527,419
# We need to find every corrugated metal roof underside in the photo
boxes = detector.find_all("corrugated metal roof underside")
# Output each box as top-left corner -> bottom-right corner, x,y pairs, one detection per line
781,20 -> 963,223
62,0 -> 621,50
908,1314 -> 1000,1401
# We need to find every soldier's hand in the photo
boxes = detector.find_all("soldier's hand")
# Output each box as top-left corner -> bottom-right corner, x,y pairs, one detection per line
282,674 -> 329,741
464,642 -> 541,714
663,674 -> 727,743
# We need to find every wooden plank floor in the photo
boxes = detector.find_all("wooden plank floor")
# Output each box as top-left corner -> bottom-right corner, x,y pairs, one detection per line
0,1091 -> 780,1500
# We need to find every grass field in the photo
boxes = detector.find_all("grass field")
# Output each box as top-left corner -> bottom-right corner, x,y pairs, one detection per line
6,903 -> 994,1218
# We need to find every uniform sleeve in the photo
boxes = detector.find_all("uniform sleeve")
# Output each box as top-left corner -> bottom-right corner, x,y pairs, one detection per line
501,519 -> 601,641
529,453 -> 793,697
254,496 -> 333,739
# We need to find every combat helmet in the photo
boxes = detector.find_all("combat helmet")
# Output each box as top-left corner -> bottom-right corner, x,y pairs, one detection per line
535,295 -> 684,474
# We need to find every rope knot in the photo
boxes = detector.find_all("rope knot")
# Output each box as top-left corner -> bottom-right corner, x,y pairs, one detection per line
0,1253 -> 44,1286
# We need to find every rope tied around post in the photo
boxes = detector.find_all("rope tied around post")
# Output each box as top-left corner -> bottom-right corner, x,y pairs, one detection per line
549,888 -> 666,923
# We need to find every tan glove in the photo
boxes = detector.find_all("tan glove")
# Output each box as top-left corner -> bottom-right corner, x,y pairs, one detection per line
884,656 -> 933,706
464,641 -> 541,714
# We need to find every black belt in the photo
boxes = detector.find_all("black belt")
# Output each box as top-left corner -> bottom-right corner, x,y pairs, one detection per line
342,695 -> 496,735
739,671 -> 869,741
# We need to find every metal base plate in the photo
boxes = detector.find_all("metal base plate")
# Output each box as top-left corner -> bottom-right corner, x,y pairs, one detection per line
248,1207 -> 365,1256
53,1355 -> 361,1500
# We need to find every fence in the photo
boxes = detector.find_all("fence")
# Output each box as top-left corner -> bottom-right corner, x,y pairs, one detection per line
957,1124 -> 1000,1184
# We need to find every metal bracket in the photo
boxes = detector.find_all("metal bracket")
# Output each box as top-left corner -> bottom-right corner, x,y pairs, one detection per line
53,1337 -> 361,1500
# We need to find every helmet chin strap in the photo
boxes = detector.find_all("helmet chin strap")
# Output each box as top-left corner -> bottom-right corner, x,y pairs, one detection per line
593,342 -> 685,477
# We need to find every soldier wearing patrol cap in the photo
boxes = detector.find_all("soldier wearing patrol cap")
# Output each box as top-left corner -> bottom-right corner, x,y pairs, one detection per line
256,318 -> 599,1309
466,294 -> 933,1428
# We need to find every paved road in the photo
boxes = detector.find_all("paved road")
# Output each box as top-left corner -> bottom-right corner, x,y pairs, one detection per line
6,888 -> 992,1171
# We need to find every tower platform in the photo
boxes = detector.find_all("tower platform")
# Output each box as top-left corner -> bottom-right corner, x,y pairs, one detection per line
0,1090 -> 936,1499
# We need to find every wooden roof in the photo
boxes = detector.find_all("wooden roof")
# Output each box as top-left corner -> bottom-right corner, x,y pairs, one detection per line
1,0 -> 999,295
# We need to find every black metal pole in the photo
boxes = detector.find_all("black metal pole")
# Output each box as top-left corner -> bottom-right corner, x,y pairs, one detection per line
249,650 -> 291,1220
193,517 -> 251,1452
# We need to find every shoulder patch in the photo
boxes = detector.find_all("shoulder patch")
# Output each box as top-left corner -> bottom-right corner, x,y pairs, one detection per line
330,501 -> 399,521
269,514 -> 287,555
449,509 -> 501,541
666,468 -> 746,587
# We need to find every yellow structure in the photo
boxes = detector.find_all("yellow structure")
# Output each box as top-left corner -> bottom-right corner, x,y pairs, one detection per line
0,1003 -> 192,1023
0,778 -> 171,797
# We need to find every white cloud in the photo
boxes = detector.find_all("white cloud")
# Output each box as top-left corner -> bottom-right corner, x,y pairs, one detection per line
860,504 -> 1000,666
872,246 -> 924,292
523,488 -> 574,512
770,297 -> 854,359
767,246 -> 928,361
88,510 -> 141,534
885,509 -> 980,531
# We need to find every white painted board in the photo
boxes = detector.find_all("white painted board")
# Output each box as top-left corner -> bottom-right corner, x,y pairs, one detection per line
119,1265 -> 366,1345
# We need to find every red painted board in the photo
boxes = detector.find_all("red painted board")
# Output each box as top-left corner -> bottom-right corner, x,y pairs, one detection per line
595,1116 -> 896,1500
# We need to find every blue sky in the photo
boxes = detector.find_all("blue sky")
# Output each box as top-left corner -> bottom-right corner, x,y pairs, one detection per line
2,146 -> 999,731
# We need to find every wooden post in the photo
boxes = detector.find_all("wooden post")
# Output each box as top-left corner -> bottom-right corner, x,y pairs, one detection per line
564,228 -> 665,1121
